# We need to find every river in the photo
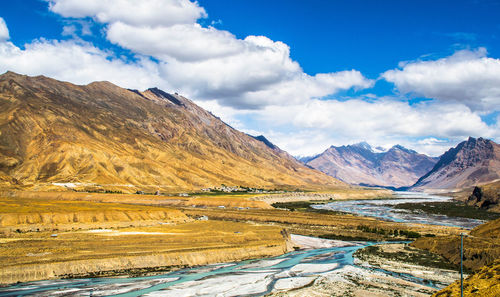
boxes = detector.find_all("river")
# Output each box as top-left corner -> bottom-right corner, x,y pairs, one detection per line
0,238 -> 441,297
312,191 -> 483,229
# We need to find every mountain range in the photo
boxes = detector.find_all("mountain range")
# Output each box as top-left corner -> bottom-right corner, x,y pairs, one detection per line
304,142 -> 437,188
304,137 -> 500,190
0,71 -> 344,192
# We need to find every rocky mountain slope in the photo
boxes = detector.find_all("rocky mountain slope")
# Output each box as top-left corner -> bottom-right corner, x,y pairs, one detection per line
305,142 -> 437,188
0,71 -> 344,192
466,180 -> 500,213
412,137 -> 500,190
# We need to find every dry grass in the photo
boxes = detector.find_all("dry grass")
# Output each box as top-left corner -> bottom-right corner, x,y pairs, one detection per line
412,218 -> 500,271
0,191 -> 272,210
0,192 -> 192,234
0,221 -> 284,267
433,259 -> 500,297
0,191 -> 291,285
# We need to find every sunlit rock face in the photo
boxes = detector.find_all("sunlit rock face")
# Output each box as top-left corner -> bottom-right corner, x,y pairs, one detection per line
412,137 -> 500,190
0,71 -> 345,192
466,181 -> 500,212
306,142 -> 437,188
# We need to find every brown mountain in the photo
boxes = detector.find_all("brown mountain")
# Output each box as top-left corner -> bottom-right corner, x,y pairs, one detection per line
412,137 -> 500,190
305,142 -> 437,188
0,71 -> 345,192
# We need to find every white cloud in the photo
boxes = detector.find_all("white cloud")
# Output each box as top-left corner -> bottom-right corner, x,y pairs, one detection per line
0,17 -> 9,41
46,0 -> 373,109
193,93 -> 499,157
0,39 -> 166,90
414,138 -> 453,157
162,37 -> 372,108
47,0 -> 206,27
231,70 -> 373,108
383,48 -> 500,111
106,22 -> 244,62
244,98 -> 499,156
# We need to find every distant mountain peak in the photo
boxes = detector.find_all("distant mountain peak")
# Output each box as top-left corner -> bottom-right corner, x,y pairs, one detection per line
389,144 -> 416,154
351,141 -> 372,151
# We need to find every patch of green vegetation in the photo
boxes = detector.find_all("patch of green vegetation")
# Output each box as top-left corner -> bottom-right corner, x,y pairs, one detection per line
356,225 -> 422,238
190,186 -> 300,196
270,200 -> 348,215
73,189 -> 123,194
354,244 -> 461,272
393,201 -> 500,221
271,201 -> 318,210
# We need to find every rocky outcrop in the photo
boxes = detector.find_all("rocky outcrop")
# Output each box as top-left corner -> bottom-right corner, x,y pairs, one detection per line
466,181 -> 500,212
306,142 -> 436,188
412,137 -> 500,190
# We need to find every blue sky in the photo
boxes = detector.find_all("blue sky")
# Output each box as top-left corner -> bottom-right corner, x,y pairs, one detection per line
201,0 -> 500,76
0,0 -> 499,156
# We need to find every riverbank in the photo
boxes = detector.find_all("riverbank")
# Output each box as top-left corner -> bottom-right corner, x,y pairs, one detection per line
269,243 -> 460,297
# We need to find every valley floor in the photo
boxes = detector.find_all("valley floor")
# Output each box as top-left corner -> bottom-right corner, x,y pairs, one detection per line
0,189 -> 483,296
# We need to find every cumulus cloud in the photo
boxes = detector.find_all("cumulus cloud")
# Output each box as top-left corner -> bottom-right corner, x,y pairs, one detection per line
195,92 -> 499,157
269,99 -> 492,137
106,22 -> 244,62
383,48 -> 500,111
245,98 -> 498,156
47,0 -> 206,27
0,17 -> 9,41
0,39 -> 166,90
46,0 -> 373,109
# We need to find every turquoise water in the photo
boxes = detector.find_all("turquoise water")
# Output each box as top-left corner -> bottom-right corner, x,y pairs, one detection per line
0,244 -> 368,296
0,241 -> 444,297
